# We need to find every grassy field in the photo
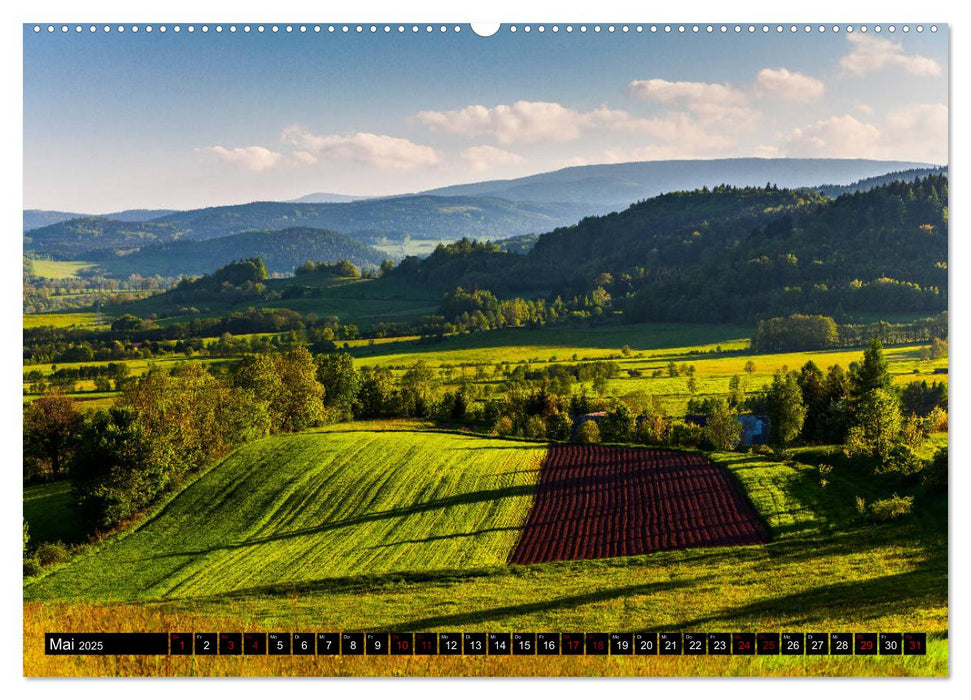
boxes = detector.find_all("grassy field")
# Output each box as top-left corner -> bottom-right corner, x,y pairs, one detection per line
350,322 -> 753,367
29,260 -> 94,279
24,602 -> 945,677
21,319 -> 947,421
23,312 -> 108,330
24,481 -> 84,546
23,425 -> 946,677
25,429 -> 546,600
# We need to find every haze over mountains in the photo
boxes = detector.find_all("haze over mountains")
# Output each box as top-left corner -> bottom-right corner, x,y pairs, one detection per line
23,209 -> 179,232
23,158 -> 944,278
414,158 -> 937,210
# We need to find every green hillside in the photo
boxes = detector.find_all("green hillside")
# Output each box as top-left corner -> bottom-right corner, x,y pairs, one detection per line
93,227 -> 388,277
389,176 -> 948,322
24,196 -> 591,260
24,429 -> 546,601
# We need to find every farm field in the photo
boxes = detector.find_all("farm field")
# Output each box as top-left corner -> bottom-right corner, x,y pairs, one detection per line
22,319 -> 947,422
349,322 -> 754,367
510,445 -> 768,565
24,602 -> 946,677
23,312 -> 108,330
24,429 -> 547,600
29,259 -> 94,279
24,427 -> 946,677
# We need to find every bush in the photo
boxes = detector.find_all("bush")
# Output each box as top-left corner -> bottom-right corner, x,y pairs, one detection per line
926,406 -> 948,432
577,420 -> 600,444
922,447 -> 948,490
876,443 -> 924,477
669,421 -> 704,449
23,558 -> 41,577
494,415 -> 515,436
524,415 -> 547,440
34,542 -> 70,567
868,494 -> 914,522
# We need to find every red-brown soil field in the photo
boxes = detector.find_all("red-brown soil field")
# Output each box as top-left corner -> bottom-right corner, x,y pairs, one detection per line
509,445 -> 769,565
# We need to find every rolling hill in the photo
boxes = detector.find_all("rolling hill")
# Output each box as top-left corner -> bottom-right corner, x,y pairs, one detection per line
418,158 -> 937,210
24,430 -> 546,601
25,196 -> 592,260
91,227 -> 388,277
23,209 -> 179,232
389,175 -> 948,322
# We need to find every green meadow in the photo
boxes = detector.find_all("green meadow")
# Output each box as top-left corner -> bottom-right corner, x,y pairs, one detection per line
24,426 -> 947,676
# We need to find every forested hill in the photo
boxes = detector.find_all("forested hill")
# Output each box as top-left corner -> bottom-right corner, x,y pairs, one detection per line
25,196 -> 591,260
813,166 -> 947,198
89,227 -> 388,277
622,175 -> 948,322
22,208 -> 179,232
391,175 -> 948,323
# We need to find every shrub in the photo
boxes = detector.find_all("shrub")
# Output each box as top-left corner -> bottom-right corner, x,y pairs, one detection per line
494,415 -> 515,436
34,542 -> 70,567
926,406 -> 948,433
868,494 -> 914,522
876,443 -> 924,477
855,495 -> 867,517
524,415 -> 547,440
577,420 -> 600,444
669,421 -> 704,449
23,558 -> 41,577
922,447 -> 948,490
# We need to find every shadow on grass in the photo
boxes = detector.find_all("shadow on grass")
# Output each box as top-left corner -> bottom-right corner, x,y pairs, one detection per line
392,576 -> 706,632
675,568 -> 947,630
368,525 -> 522,548
178,565 -> 511,600
148,481 -> 538,558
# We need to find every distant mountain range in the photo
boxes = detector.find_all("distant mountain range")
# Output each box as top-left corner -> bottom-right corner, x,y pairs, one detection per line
812,166 -> 948,198
23,208 -> 179,232
24,196 -> 591,260
287,192 -> 372,204
415,158 -> 937,210
24,158 -> 944,278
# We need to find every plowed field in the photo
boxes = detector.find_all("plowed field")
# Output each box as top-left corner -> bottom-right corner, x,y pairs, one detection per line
509,444 -> 769,565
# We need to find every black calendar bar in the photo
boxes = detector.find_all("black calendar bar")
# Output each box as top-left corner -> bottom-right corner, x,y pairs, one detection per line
45,633 -> 168,655
44,631 -> 929,656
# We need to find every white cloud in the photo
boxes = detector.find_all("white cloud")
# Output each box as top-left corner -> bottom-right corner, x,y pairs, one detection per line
784,114 -> 883,157
840,33 -> 942,76
781,104 -> 948,162
754,68 -> 825,102
459,145 -> 525,172
884,102 -> 948,134
883,103 -> 949,162
291,150 -> 319,165
198,145 -> 283,172
416,97 -> 756,157
627,78 -> 751,121
416,101 -> 590,144
281,126 -> 441,170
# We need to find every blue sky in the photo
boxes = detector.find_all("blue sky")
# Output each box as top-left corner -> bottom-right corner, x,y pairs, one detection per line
24,24 -> 948,211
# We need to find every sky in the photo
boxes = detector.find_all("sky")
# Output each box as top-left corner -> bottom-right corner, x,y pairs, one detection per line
23,23 -> 948,212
